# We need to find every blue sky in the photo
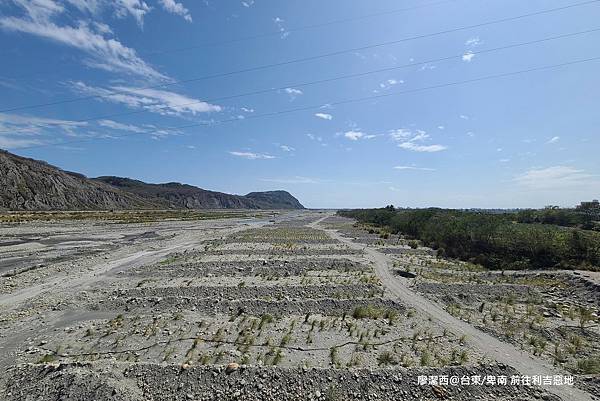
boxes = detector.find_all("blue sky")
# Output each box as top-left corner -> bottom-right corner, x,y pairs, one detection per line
1,0 -> 599,208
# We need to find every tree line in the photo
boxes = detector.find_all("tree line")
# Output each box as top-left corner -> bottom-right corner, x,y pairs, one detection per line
516,207 -> 599,230
338,207 -> 600,271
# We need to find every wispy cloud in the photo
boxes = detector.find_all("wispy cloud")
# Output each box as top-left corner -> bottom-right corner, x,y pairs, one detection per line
140,123 -> 181,139
273,16 -> 289,39
398,142 -> 446,152
306,133 -> 322,142
0,113 -> 87,135
98,119 -> 146,133
389,128 -> 412,141
547,136 -> 560,144
0,135 -> 44,149
71,82 -> 221,116
514,166 -> 597,190
279,145 -> 295,152
229,151 -> 275,160
158,0 -> 192,22
377,78 -> 403,90
0,112 -> 90,148
394,165 -> 436,171
389,128 -> 447,152
241,0 -> 255,7
465,37 -> 482,47
113,0 -> 151,26
0,0 -> 165,80
315,113 -> 333,120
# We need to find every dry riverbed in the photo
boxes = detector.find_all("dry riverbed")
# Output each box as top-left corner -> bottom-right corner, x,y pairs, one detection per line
0,211 -> 594,400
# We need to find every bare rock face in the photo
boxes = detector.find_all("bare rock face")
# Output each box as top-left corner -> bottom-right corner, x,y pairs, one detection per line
0,150 -> 161,211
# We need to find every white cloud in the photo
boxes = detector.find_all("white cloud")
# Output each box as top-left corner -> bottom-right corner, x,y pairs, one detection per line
0,1 -> 165,80
279,145 -> 295,152
394,165 -> 436,171
113,0 -> 150,26
9,0 -> 151,25
465,37 -> 482,47
547,136 -> 560,144
514,166 -> 597,190
71,81 -> 221,115
229,151 -> 275,160
97,119 -> 146,133
284,88 -> 303,96
344,130 -> 363,141
438,126 -> 445,130
462,51 -> 475,62
241,107 -> 254,113
378,78 -> 403,89
342,130 -> 377,141
158,0 -> 192,22
398,142 -> 447,152
241,0 -> 254,7
389,128 -> 446,152
460,114 -> 469,120
315,113 -> 332,120
283,87 -> 303,100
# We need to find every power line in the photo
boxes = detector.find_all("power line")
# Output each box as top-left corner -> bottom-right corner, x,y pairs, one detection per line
1,0 -> 597,114
0,0 -> 457,81
15,55 -> 600,151
2,27 -> 599,136
139,0 -> 458,56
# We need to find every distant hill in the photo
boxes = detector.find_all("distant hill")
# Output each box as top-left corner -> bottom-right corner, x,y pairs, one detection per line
94,176 -> 259,209
245,190 -> 305,209
0,149 -> 304,211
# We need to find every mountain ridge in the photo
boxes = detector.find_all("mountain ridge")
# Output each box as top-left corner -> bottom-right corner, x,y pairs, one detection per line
0,149 -> 304,211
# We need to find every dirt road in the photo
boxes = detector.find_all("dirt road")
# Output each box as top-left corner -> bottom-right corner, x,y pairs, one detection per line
314,215 -> 595,401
